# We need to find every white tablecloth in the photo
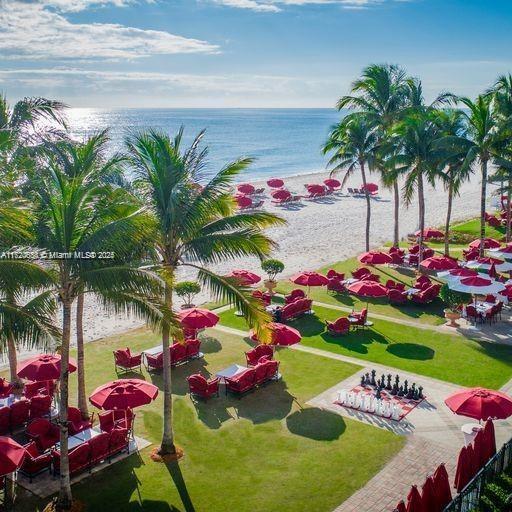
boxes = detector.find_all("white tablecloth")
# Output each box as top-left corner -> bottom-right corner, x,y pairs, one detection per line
216,364 -> 248,380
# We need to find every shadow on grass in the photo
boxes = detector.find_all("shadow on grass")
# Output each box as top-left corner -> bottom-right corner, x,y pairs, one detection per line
165,461 -> 196,512
198,336 -> 222,354
320,328 -> 389,355
386,343 -> 435,361
285,407 -> 346,441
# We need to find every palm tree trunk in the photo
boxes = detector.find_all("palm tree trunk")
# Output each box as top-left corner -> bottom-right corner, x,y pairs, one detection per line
6,335 -> 18,384
444,180 -> 453,256
76,293 -> 89,420
417,172 -> 425,267
479,158 -> 488,258
160,268 -> 176,455
360,160 -> 371,251
56,299 -> 73,511
393,181 -> 400,247
507,177 -> 511,243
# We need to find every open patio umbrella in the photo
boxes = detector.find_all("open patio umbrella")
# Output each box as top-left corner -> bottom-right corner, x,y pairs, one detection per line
445,387 -> 512,421
271,188 -> 290,199
0,437 -> 25,476
420,256 -> 458,271
420,475 -> 437,512
17,354 -> 77,381
178,308 -> 219,329
394,500 -> 406,512
290,271 -> 329,288
358,251 -> 392,265
469,238 -> 501,250
454,445 -> 473,492
406,485 -> 424,512
489,245 -> 512,260
432,464 -> 452,510
415,227 -> 444,239
347,281 -> 388,298
362,182 -> 378,193
437,268 -> 478,280
267,178 -> 284,188
89,378 -> 158,410
324,178 -> 341,189
306,184 -> 326,194
482,418 -> 496,462
234,195 -> 252,208
449,276 -> 506,295
237,183 -> 255,194
227,269 -> 261,285
466,257 -> 512,273
268,323 -> 301,346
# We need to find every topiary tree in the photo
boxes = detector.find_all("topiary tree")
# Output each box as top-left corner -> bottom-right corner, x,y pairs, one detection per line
261,259 -> 285,282
439,283 -> 471,312
175,281 -> 201,308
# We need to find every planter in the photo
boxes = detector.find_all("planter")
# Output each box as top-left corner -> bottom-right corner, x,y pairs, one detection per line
444,309 -> 461,328
264,279 -> 277,295
180,304 -> 195,310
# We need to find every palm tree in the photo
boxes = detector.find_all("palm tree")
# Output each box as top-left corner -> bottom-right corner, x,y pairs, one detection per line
337,64 -> 409,246
126,128 -> 285,456
323,115 -> 378,251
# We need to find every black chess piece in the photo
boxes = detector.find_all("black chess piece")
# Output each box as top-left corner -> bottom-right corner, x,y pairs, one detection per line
375,387 -> 382,399
370,369 -> 377,387
365,372 -> 371,385
418,386 -> 424,400
397,385 -> 404,397
390,383 -> 398,396
395,374 -> 400,387
361,375 -> 366,387
403,379 -> 409,394
386,374 -> 392,391
411,383 -> 417,400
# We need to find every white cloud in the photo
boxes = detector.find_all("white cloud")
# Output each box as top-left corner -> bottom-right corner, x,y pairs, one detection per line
0,0 -> 218,60
210,0 -> 388,12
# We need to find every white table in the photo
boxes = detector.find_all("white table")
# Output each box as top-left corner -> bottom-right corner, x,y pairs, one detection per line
56,428 -> 102,450
462,422 -> 483,445
142,346 -> 163,356
406,288 -> 420,296
0,395 -> 18,408
215,364 -> 249,380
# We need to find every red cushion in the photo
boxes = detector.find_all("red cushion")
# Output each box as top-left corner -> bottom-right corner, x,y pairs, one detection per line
24,441 -> 39,458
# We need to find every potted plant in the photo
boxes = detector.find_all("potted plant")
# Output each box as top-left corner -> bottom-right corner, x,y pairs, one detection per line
261,259 -> 284,295
175,281 -> 201,309
439,284 -> 470,327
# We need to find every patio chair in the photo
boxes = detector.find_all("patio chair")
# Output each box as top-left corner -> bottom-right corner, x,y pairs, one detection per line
465,305 -> 481,325
284,289 -> 306,304
26,418 -> 60,451
113,348 -> 142,373
52,443 -> 91,476
68,406 -> 93,435
245,344 -> 274,366
0,407 -> 9,435
10,398 -> 30,429
351,267 -> 371,280
279,298 -> 313,322
487,216 -> 502,228
20,441 -> 52,482
326,269 -> 344,280
99,408 -> 134,434
252,289 -> 271,306
325,317 -> 350,336
414,275 -> 432,289
145,351 -> 163,372
254,359 -> 279,386
187,374 -> 220,400
0,379 -> 12,399
225,368 -> 257,396
388,289 -> 408,305
327,278 -> 346,294
24,380 -> 53,400
495,301 -> 504,320
170,342 -> 188,366
185,339 -> 202,360
348,308 -> 368,329
361,273 -> 380,282
29,394 -> 52,420
108,427 -> 130,460
88,432 -> 111,466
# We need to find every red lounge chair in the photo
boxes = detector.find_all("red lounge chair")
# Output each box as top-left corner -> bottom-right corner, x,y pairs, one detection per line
145,352 -> 163,372
27,418 -> 60,451
29,394 -> 52,420
327,278 -> 346,293
24,380 -> 54,399
170,342 -> 188,365
10,398 -> 30,429
351,267 -> 371,280
488,216 -> 502,228
225,368 -> 257,396
185,339 -> 201,359
52,443 -> 91,476
108,427 -> 129,459
68,406 -> 93,435
183,327 -> 197,339
388,289 -> 408,305
284,289 -> 306,304
304,185 -> 330,199
187,374 -> 219,400
326,269 -> 344,280
254,359 -> 280,386
0,379 -> 13,399
252,289 -> 271,306
414,275 -> 432,290
245,344 -> 274,366
389,252 -> 405,265
279,298 -> 313,322
411,285 -> 439,304
0,407 -> 9,435
349,308 -> 368,329
113,348 -> 142,373
325,317 -> 350,336
88,432 -> 111,466
20,441 -> 52,482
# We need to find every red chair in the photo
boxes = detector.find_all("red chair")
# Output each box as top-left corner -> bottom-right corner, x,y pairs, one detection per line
326,269 -> 344,280
0,407 -> 9,435
279,298 -> 312,322
423,248 -> 435,259
284,289 -> 306,304
29,394 -> 52,420
225,368 -> 256,396
145,352 -> 163,372
465,305 -> 481,325
263,359 -> 279,382
327,278 -> 346,293
183,327 -> 197,340
361,273 -> 380,282
0,379 -> 13,399
108,427 -> 129,459
99,409 -> 134,434
385,279 -> 397,290
388,289 -> 408,305
414,275 -> 432,289
52,443 -> 91,476
245,344 -> 274,366
170,343 -> 188,365
484,295 -> 496,303
187,374 -> 219,400
20,441 -> 52,482
88,432 -> 111,466
27,418 -> 60,451
351,267 -> 371,279
325,317 -> 350,336
24,380 -> 52,400
10,398 -> 30,429
252,290 -> 271,306
185,339 -> 201,360
349,308 -> 368,329
113,348 -> 142,373
68,406 -> 93,435
488,216 -> 502,228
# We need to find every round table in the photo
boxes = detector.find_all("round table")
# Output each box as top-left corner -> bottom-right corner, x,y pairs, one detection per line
462,422 -> 483,445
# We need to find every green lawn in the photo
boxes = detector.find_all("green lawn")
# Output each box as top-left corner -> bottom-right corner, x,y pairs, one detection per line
217,305 -> 512,389
452,218 -> 505,240
275,257 -> 447,326
19,327 -> 404,512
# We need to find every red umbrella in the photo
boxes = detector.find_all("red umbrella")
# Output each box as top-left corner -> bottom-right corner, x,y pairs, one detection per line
237,183 -> 255,194
474,256 -> 504,265
454,445 -> 473,492
290,271 -> 329,287
420,256 -> 459,271
415,227 -> 444,239
362,182 -> 379,193
267,178 -> 284,188
234,195 -> 252,208
482,418 -> 496,463
442,268 -> 478,278
271,188 -> 290,199
347,281 -> 388,298
89,378 -> 158,410
432,464 -> 452,510
488,263 -> 498,279
227,269 -> 261,285
306,184 -> 326,194
178,308 -> 219,329
406,485 -> 424,512
269,323 -> 301,346
0,437 -> 25,476
469,238 -> 501,249
394,500 -> 406,512
324,178 -> 341,189
445,387 -> 512,421
358,251 -> 393,265
472,427 -> 486,470
420,475 -> 437,512
17,354 -> 77,381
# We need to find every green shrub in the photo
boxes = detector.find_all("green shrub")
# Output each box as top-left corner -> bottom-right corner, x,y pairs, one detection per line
261,259 -> 285,281
175,281 -> 201,306
439,283 -> 471,311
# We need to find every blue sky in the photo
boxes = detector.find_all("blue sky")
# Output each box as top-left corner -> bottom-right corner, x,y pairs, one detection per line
1,0 -> 511,108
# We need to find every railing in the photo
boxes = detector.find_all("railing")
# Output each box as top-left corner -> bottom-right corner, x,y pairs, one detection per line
443,438 -> 512,512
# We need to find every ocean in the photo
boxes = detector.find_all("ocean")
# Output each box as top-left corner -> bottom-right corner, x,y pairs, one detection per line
67,108 -> 341,181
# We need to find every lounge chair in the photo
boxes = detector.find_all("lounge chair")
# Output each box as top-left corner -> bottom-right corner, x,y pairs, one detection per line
187,374 -> 219,400
325,317 -> 350,336
278,298 -> 313,322
245,344 -> 274,366
348,308 -> 368,329
225,368 -> 256,396
26,418 -> 60,451
388,289 -> 408,305
284,289 -> 306,304
113,348 -> 142,373
20,442 -> 52,482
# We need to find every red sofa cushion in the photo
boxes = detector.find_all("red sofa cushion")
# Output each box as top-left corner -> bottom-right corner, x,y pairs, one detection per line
185,339 -> 201,358
170,343 -> 187,364
29,395 -> 51,420
10,399 -> 30,428
89,432 -> 110,464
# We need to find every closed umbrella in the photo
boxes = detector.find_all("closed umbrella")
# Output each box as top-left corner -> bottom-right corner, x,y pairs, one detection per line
445,387 -> 512,421
482,418 -> 496,462
237,183 -> 255,194
406,485 -> 424,512
415,227 -> 444,239
420,256 -> 458,271
420,476 -> 437,512
454,445 -> 473,492
0,437 -> 25,476
17,354 -> 77,381
358,251 -> 393,265
432,464 -> 452,510
178,308 -> 219,329
472,428 -> 486,470
469,238 -> 501,250
347,281 -> 388,298
89,379 -> 158,410
290,272 -> 329,295
394,500 -> 406,512
267,178 -> 284,188
227,269 -> 261,286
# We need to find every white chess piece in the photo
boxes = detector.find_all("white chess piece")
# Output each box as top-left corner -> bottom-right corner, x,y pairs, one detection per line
338,390 -> 347,405
383,402 -> 392,418
368,396 -> 376,413
360,394 -> 368,412
392,404 -> 402,421
375,399 -> 382,416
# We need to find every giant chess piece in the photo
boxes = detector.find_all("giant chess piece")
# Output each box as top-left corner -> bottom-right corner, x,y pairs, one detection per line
411,383 -> 418,401
403,379 -> 409,394
395,374 -> 400,387
381,374 -> 386,389
418,386 -> 424,400
375,386 -> 382,399
406,385 -> 414,400
397,385 -> 405,397
390,383 -> 398,396
370,369 -> 377,387
386,374 -> 392,391
361,375 -> 366,387
365,372 -> 371,385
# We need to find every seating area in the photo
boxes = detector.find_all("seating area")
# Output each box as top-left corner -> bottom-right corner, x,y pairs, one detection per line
274,297 -> 313,322
113,348 -> 142,373
224,358 -> 280,396
0,394 -> 53,435
144,339 -> 203,372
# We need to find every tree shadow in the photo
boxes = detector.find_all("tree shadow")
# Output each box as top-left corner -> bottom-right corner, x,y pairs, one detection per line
286,407 -> 346,441
320,328 -> 389,355
386,343 -> 435,361
165,461 -> 196,512
197,336 -> 222,354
